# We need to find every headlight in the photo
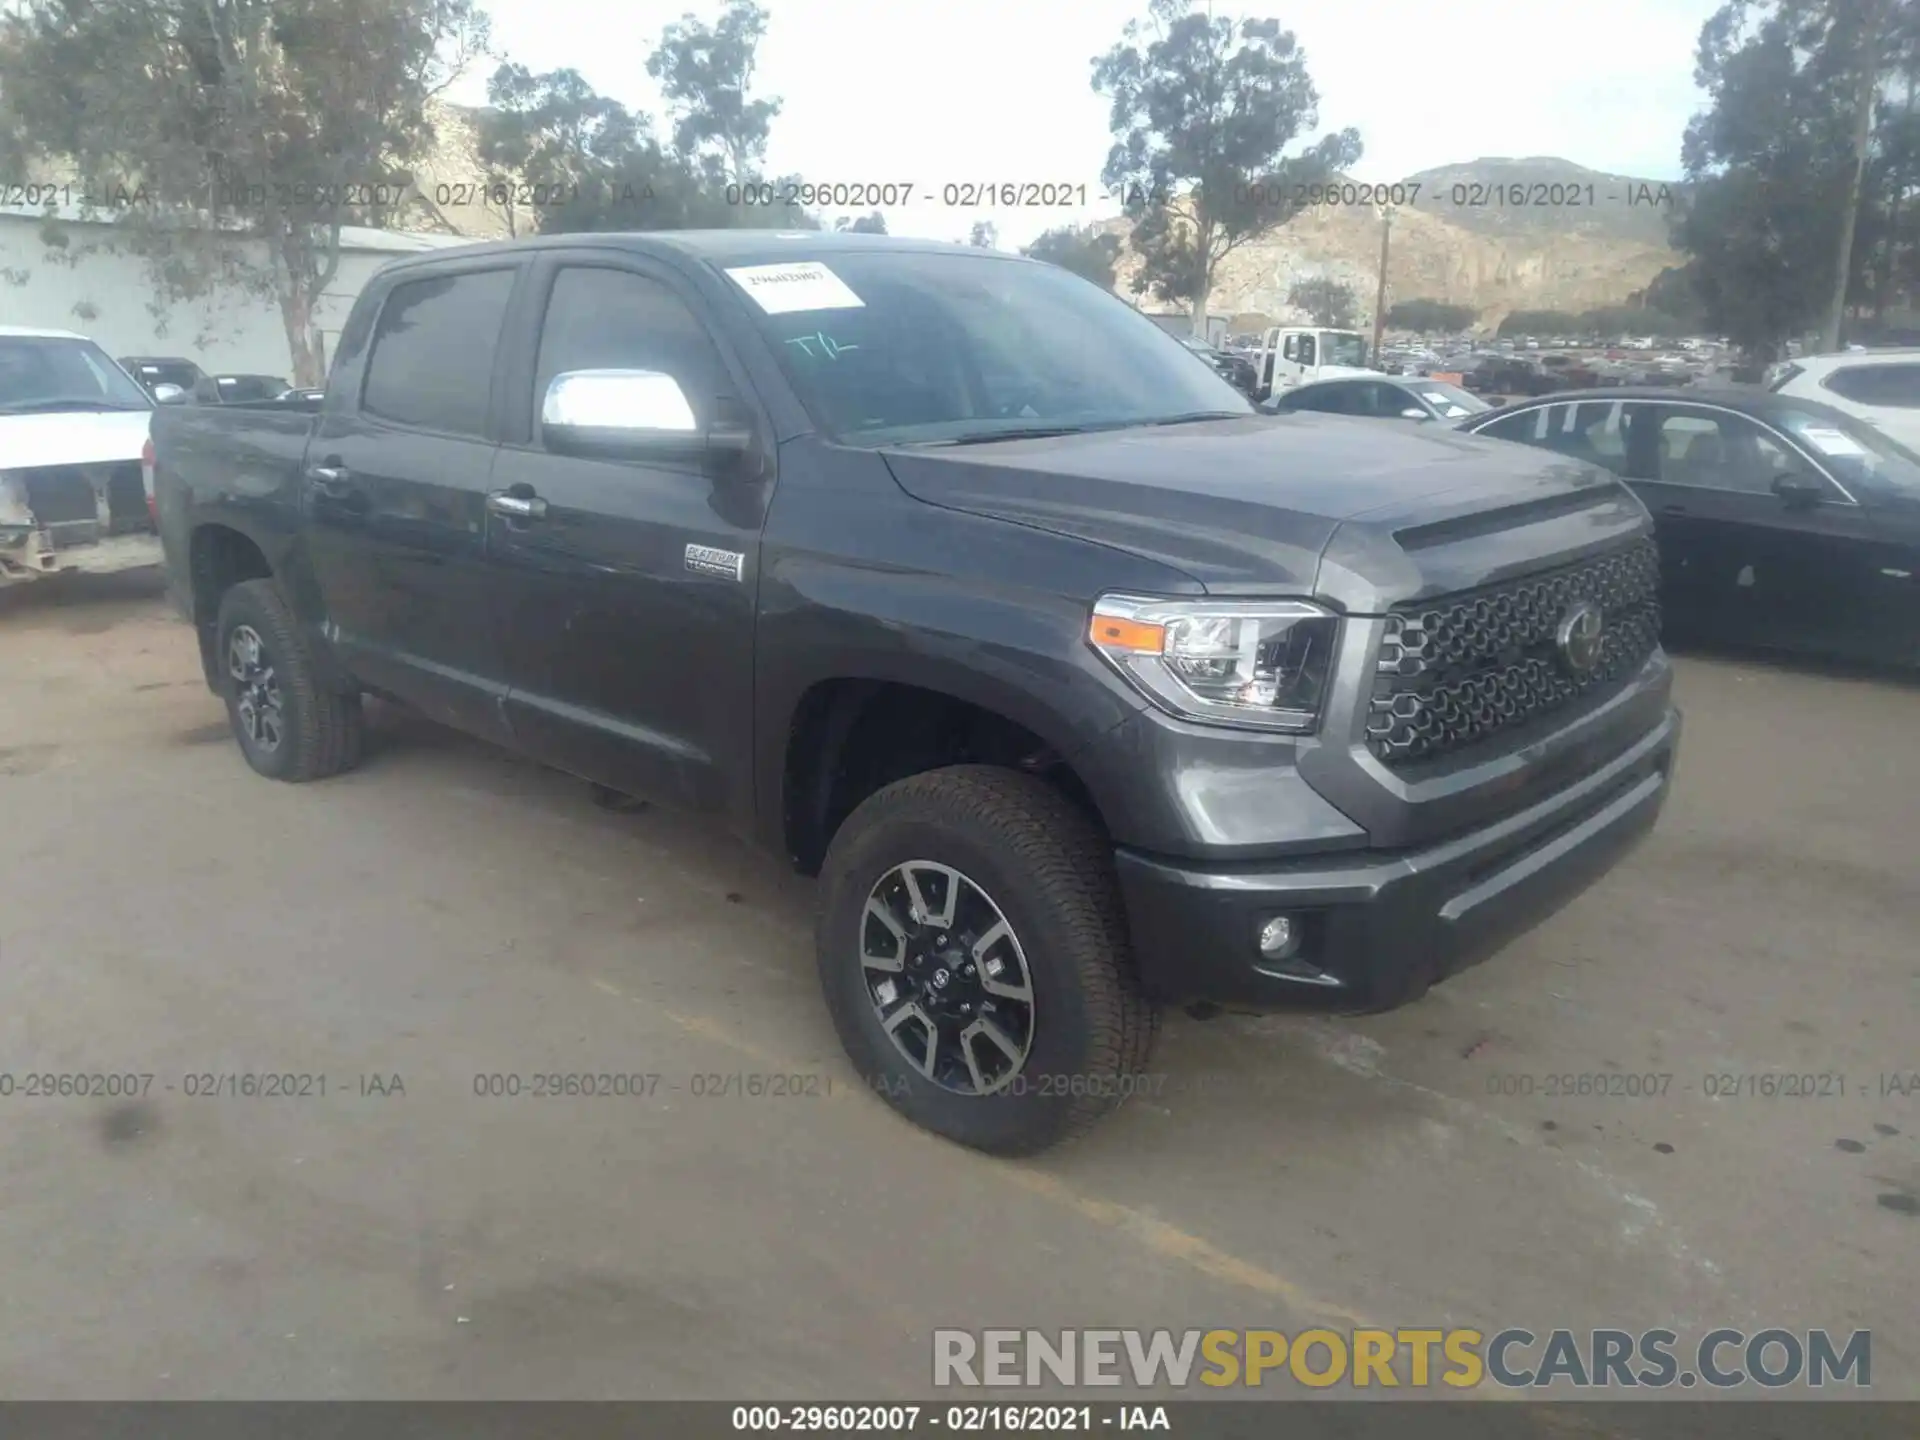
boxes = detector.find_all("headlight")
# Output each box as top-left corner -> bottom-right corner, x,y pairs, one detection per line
1087,595 -> 1338,733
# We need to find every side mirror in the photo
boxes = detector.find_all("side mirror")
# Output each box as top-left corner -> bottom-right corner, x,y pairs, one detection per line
1771,473 -> 1825,510
1399,407 -> 1431,421
151,383 -> 188,405
540,369 -> 757,474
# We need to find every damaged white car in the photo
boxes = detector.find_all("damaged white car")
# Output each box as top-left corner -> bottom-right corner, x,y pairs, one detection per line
1,325 -> 173,587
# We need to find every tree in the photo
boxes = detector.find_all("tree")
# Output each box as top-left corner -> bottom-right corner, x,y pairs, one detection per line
1495,305 -> 1691,339
0,0 -> 489,385
476,64 -> 649,237
969,220 -> 998,249
645,0 -> 781,189
837,211 -> 887,234
1677,0 -> 1920,358
1091,0 -> 1361,334
1386,298 -> 1477,332
1629,264 -> 1710,329
1287,277 -> 1355,328
1023,225 -> 1123,290
474,64 -> 813,235
1820,0 -> 1898,350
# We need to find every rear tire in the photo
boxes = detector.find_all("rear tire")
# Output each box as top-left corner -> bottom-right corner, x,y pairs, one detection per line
816,765 -> 1159,1154
214,578 -> 362,782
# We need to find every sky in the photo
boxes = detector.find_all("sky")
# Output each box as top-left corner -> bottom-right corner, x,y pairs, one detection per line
454,0 -> 1722,250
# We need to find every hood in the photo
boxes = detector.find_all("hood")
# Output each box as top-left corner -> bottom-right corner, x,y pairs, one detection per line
881,414 -> 1650,610
0,409 -> 153,468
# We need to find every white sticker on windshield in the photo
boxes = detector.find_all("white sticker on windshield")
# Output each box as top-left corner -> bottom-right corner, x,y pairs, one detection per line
1797,426 -> 1866,457
724,261 -> 865,315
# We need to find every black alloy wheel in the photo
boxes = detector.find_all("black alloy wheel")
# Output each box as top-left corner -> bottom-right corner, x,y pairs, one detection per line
860,860 -> 1036,1096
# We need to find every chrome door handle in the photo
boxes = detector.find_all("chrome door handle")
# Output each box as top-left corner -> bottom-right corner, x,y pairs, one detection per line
486,491 -> 548,519
307,464 -> 348,485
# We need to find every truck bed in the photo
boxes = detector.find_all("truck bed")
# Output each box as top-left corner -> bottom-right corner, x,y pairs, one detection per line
151,399 -> 319,510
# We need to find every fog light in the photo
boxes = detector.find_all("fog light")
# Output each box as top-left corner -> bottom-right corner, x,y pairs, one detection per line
1257,915 -> 1298,959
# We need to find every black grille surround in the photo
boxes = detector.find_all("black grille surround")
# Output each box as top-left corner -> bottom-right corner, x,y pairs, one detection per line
1366,537 -> 1662,767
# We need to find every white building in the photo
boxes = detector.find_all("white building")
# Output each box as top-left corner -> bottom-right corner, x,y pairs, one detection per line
0,204 -> 475,380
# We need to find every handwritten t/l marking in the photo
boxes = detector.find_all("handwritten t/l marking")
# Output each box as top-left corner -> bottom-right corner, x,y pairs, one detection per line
784,331 -> 858,359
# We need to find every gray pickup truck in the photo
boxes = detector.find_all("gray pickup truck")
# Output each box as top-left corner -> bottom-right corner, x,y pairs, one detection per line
153,231 -> 1681,1153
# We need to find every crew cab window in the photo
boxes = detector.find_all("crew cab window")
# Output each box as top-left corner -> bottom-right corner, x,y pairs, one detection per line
1823,362 -> 1920,408
361,268 -> 515,436
533,267 -> 728,424
1652,408 -> 1818,495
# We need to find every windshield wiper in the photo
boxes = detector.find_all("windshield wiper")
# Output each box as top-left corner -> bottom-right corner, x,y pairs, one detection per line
916,413 -> 1246,447
915,423 -> 1123,447
0,398 -> 148,414
1141,410 -> 1249,426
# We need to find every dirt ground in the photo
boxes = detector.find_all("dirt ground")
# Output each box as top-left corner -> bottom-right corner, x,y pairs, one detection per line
1,569 -> 1914,1400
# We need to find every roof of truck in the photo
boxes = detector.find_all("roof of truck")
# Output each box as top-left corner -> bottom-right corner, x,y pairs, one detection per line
376,228 -> 1032,276
0,323 -> 86,340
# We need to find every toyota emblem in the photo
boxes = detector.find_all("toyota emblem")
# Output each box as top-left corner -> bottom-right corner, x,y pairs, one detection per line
1555,600 -> 1605,674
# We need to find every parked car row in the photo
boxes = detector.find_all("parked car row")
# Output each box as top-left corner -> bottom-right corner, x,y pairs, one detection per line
118,353 -> 296,406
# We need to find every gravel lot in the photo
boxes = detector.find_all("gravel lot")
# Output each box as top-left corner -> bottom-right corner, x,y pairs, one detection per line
1,569 -> 1915,1400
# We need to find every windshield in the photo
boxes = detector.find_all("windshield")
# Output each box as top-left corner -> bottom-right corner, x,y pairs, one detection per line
124,359 -> 202,391
1322,332 -> 1369,368
728,251 -> 1251,445
1776,406 -> 1920,496
0,337 -> 152,412
1412,381 -> 1490,418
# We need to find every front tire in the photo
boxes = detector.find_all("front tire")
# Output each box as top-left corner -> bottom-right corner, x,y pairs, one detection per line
816,766 -> 1159,1154
215,579 -> 363,782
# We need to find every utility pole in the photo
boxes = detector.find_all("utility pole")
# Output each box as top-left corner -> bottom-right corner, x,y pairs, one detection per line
1371,203 -> 1396,365
1820,0 -> 1886,353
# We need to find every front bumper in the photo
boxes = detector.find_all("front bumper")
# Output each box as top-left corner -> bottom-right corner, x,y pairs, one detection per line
0,527 -> 163,586
1114,705 -> 1680,1012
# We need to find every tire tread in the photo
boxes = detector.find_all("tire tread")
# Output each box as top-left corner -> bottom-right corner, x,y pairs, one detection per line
217,579 -> 362,783
819,764 -> 1158,1153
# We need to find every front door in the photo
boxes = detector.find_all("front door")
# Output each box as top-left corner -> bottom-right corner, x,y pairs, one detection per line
1624,402 -> 1865,654
485,257 -> 773,817
302,262 -> 521,741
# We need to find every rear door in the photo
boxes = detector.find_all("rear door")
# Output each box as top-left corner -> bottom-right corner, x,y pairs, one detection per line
303,260 -> 522,741
484,253 -> 774,817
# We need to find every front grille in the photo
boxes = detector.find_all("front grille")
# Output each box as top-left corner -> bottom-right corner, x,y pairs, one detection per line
1366,537 -> 1661,767
21,463 -> 149,540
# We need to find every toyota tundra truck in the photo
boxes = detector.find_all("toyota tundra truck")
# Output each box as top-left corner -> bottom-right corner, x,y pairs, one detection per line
151,232 -> 1681,1154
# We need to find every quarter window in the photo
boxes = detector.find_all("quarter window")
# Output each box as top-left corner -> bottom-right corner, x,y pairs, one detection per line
1822,362 -> 1920,408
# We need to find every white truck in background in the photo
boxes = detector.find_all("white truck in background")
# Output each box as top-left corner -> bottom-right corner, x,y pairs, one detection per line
1254,326 -> 1379,400
0,326 -> 176,588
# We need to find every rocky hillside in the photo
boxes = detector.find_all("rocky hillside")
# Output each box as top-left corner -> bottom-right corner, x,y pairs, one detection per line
1113,158 -> 1685,330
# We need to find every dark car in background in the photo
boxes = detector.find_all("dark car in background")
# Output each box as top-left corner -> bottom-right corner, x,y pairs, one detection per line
1178,335 -> 1259,398
119,355 -> 207,399
1263,375 -> 1491,422
1461,388 -> 1920,666
1459,355 -> 1559,400
192,373 -> 293,405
